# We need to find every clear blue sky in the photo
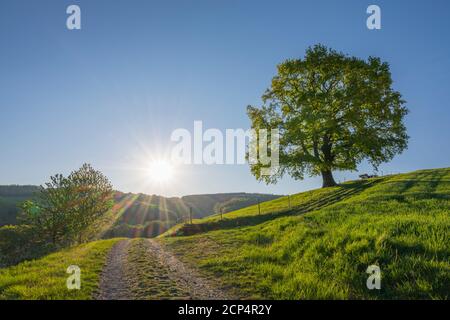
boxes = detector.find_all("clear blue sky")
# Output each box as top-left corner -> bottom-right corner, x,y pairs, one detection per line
1,0 -> 449,196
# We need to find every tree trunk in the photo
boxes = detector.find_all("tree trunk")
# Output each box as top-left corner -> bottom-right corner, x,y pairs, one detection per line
321,170 -> 337,188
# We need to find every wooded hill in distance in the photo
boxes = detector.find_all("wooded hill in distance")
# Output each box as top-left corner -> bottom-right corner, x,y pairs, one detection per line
0,186 -> 281,237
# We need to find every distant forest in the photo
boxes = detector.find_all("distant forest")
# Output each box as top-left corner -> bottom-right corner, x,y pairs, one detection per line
0,185 -> 281,237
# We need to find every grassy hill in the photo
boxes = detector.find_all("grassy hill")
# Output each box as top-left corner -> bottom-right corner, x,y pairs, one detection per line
0,168 -> 448,300
160,168 -> 449,299
160,178 -> 380,237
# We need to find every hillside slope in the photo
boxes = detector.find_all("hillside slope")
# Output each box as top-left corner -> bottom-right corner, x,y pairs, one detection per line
0,168 -> 448,300
161,168 -> 450,299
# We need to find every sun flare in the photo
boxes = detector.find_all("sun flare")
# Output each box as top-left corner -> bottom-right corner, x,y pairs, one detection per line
146,160 -> 174,183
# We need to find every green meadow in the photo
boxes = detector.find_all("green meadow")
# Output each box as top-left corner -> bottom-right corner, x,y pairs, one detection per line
0,239 -> 121,300
162,168 -> 450,299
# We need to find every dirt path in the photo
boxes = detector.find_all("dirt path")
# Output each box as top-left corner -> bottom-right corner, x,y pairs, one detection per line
94,239 -> 133,300
145,239 -> 231,300
94,238 -> 230,300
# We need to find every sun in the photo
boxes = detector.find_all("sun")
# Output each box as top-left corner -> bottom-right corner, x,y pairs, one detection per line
146,160 -> 174,183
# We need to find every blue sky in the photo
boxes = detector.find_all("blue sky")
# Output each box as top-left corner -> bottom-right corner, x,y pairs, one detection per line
1,0 -> 449,196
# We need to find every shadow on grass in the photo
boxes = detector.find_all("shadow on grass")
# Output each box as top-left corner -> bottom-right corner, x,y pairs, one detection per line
382,170 -> 450,194
367,192 -> 450,204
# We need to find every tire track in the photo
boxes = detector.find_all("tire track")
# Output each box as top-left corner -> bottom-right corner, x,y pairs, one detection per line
145,239 -> 232,300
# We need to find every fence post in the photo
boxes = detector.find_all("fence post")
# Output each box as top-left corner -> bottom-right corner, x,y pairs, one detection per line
189,207 -> 193,224
288,195 -> 291,209
220,208 -> 223,220
258,199 -> 261,215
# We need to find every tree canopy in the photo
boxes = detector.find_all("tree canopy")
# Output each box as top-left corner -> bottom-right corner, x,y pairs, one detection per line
21,163 -> 113,245
247,44 -> 409,187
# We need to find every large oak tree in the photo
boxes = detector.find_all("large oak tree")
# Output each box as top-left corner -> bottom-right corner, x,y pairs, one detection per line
247,45 -> 409,187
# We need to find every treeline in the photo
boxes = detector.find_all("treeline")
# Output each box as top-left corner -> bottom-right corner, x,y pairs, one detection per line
0,164 -> 113,267
0,185 -> 40,197
0,186 -> 39,226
